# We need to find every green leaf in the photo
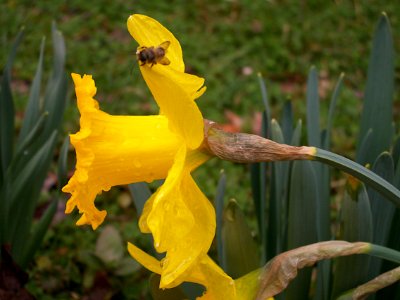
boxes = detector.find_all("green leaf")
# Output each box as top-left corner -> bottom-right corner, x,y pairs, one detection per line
286,161 -> 319,300
312,72 -> 341,299
215,170 -> 226,270
356,128 -> 373,165
128,182 -> 151,217
40,22 -> 67,142
18,37 -> 45,144
257,74 -> 271,138
314,148 -> 400,208
95,225 -> 124,267
251,112 -> 268,262
269,120 -> 289,257
331,183 -> 373,299
357,13 -> 395,164
392,136 -> 400,169
9,130 -> 58,262
306,66 -> 321,148
379,160 -> 400,297
14,112 -> 48,156
0,29 -> 24,185
368,152 -> 395,279
281,100 -> 293,144
222,199 -> 260,278
368,244 -> 400,264
324,73 -> 344,150
290,119 -> 302,146
20,197 -> 58,268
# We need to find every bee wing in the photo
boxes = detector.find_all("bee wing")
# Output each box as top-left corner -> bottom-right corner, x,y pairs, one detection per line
159,41 -> 170,50
159,56 -> 171,66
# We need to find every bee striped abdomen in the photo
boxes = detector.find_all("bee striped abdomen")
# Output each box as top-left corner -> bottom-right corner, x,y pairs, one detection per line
136,41 -> 171,67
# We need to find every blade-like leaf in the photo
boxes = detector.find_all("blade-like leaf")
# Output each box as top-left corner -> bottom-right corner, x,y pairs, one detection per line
392,136 -> 400,170
257,74 -> 271,138
323,73 -> 344,150
18,136 -> 71,267
251,112 -> 268,262
368,152 -> 395,279
40,22 -> 67,142
0,29 -> 24,185
306,66 -> 320,148
314,148 -> 400,207
290,119 -> 302,146
18,37 -> 45,143
356,128 -> 373,165
357,13 -> 395,164
269,119 -> 289,256
281,100 -> 293,144
331,182 -> 373,299
128,182 -> 151,217
222,199 -> 260,278
9,130 -> 58,262
15,112 -> 47,156
20,197 -> 58,268
286,161 -> 319,300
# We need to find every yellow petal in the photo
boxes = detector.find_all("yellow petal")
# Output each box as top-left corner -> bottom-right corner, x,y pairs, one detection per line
127,14 -> 184,72
139,148 -> 211,234
127,15 -> 205,149
127,242 -> 162,274
186,149 -> 212,172
145,146 -> 195,251
159,172 -> 216,287
140,66 -> 205,149
192,255 -> 236,299
138,146 -> 215,287
63,74 -> 182,229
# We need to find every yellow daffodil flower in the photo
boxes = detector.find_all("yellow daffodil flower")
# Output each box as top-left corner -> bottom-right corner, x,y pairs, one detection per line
128,243 -> 274,299
63,13 -> 217,289
128,242 -> 237,298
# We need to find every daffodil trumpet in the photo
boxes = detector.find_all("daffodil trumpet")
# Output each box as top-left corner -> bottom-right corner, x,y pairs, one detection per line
62,13 -> 222,292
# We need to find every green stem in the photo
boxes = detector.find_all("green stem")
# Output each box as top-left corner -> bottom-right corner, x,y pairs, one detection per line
368,244 -> 400,264
313,148 -> 400,207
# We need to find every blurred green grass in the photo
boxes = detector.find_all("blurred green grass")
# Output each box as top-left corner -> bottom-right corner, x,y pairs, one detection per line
2,1 -> 400,298
2,0 -> 399,200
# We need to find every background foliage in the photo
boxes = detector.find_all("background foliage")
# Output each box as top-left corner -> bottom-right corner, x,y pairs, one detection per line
1,0 -> 400,299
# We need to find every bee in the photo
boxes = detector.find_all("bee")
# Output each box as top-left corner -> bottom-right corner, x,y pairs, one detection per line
136,41 -> 171,67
